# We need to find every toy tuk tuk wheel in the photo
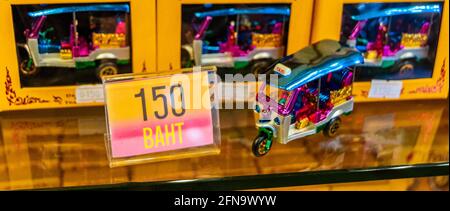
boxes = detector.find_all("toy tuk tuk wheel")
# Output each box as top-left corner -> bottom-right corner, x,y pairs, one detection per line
252,133 -> 272,157
397,60 -> 415,74
181,47 -> 193,68
19,59 -> 39,77
96,61 -> 118,80
250,59 -> 273,75
323,117 -> 341,137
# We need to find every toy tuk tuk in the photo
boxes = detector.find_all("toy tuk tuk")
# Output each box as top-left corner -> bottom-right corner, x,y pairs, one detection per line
346,3 -> 441,73
17,4 -> 130,79
182,7 -> 290,74
252,39 -> 363,156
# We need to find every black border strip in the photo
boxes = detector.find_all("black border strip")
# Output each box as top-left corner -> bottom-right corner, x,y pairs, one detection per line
34,162 -> 449,191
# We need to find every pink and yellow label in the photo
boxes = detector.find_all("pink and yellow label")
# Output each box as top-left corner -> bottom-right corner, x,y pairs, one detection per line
104,72 -> 214,158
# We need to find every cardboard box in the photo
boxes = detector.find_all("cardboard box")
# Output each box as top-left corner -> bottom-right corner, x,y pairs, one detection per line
157,0 -> 314,72
0,0 -> 156,111
311,0 -> 449,101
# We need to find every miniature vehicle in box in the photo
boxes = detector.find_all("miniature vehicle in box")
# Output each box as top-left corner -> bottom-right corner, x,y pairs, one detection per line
340,2 -> 443,81
0,0 -> 155,111
15,4 -> 131,82
346,4 -> 441,73
252,40 -> 363,156
181,5 -> 290,75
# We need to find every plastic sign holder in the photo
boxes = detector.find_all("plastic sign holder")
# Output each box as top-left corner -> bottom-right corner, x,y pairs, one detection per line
103,66 -> 221,167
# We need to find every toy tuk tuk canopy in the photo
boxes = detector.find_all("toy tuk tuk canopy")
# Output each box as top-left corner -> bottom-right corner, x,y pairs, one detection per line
351,4 -> 441,21
194,7 -> 290,18
268,40 -> 363,91
28,4 -> 130,17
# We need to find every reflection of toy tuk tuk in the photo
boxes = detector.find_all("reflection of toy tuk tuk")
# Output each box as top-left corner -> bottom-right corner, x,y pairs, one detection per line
305,135 -> 381,170
182,7 -> 289,74
307,128 -> 416,169
17,4 -> 131,79
252,40 -> 363,156
346,4 -> 441,73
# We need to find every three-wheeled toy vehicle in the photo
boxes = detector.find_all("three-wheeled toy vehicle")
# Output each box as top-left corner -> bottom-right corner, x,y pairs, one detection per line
345,3 -> 441,73
17,4 -> 131,79
252,39 -> 363,156
182,6 -> 290,74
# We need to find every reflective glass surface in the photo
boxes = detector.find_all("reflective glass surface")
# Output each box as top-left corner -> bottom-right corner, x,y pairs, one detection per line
0,100 -> 448,190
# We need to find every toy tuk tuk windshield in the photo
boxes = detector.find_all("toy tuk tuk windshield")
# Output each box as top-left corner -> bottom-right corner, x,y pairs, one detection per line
257,82 -> 293,108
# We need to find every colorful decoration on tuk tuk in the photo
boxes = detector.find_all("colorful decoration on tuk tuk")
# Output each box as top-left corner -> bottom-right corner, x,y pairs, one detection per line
92,33 -> 127,48
295,117 -> 310,129
252,33 -> 282,48
330,86 -> 352,106
401,33 -> 428,48
365,50 -> 378,60
59,49 -> 73,59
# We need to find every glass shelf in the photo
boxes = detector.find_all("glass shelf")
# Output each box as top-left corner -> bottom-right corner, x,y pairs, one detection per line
0,100 -> 448,190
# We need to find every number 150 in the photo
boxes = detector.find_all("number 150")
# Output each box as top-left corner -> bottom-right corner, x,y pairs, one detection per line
134,85 -> 186,121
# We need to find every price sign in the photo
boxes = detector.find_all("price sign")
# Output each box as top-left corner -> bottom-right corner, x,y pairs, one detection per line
103,70 -> 216,158
368,80 -> 403,99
